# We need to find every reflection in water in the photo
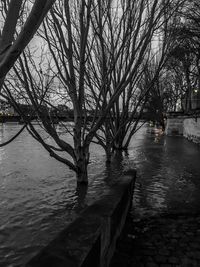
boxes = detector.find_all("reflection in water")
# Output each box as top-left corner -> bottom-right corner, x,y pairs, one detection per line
129,126 -> 200,220
0,124 -> 200,266
0,124 -> 123,267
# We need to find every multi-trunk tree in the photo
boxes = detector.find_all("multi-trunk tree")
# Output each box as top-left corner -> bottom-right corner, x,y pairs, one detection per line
88,0 -> 183,158
1,0 -> 185,183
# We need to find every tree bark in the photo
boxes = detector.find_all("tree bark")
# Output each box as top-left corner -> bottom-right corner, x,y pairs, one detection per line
113,129 -> 126,151
0,0 -> 56,79
105,146 -> 112,164
185,66 -> 192,112
74,145 -> 89,184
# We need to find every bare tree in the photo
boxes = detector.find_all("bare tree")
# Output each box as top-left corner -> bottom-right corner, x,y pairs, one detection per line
164,56 -> 188,111
0,0 -> 56,149
167,0 -> 200,111
2,0 -> 184,183
3,1 -> 101,184
86,0 -> 183,159
0,0 -> 56,86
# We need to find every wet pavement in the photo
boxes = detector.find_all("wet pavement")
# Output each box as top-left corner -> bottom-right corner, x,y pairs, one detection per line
110,212 -> 200,267
110,129 -> 200,267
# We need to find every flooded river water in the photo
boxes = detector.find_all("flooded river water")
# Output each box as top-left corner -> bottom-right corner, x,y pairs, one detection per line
0,124 -> 200,266
0,124 -> 109,266
129,126 -> 200,220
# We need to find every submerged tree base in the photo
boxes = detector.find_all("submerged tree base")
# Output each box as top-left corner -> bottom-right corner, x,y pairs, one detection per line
77,180 -> 88,185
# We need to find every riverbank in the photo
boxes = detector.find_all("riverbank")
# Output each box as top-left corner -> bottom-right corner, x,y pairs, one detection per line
110,212 -> 200,267
26,171 -> 136,267
1,125 -> 200,266
110,130 -> 200,267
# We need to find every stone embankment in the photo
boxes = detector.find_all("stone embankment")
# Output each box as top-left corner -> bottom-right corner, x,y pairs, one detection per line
165,113 -> 200,144
26,170 -> 136,267
183,117 -> 200,144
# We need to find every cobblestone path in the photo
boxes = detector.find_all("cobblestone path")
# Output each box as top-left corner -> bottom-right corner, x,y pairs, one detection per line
110,213 -> 200,267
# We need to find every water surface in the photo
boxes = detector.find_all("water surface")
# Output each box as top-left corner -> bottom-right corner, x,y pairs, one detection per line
0,124 -> 112,266
129,127 -> 200,220
1,124 -> 200,266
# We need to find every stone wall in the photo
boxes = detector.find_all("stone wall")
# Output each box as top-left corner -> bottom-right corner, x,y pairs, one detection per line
165,113 -> 200,144
25,170 -> 136,267
183,117 -> 200,144
165,116 -> 185,136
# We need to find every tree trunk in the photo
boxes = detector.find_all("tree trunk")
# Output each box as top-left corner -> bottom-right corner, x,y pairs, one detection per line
105,146 -> 112,164
74,145 -> 89,184
159,113 -> 165,131
113,132 -> 125,151
197,65 -> 200,109
185,66 -> 192,112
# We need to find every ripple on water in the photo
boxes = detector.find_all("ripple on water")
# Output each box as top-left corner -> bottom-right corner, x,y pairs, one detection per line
1,125 -> 200,266
0,125 -> 124,266
130,128 -> 200,220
